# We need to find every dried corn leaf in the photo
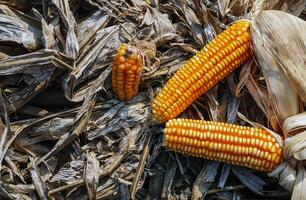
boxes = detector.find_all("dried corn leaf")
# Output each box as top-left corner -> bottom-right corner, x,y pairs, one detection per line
32,8 -> 56,49
0,50 -> 74,113
2,183 -> 35,195
218,0 -> 250,17
232,167 -> 267,195
15,117 -> 73,146
0,91 -> 14,200
282,114 -> 306,162
84,151 -> 99,200
29,158 -> 48,200
268,162 -> 296,192
76,10 -> 110,51
63,23 -> 134,102
140,7 -> 177,46
51,0 -> 79,58
88,0 -> 142,21
161,161 -> 176,199
88,95 -> 149,140
192,161 -> 219,200
250,0 -> 306,17
50,160 -> 84,183
183,5 -> 206,46
0,5 -> 43,52
161,0 -> 215,47
283,131 -> 306,160
38,69 -> 108,163
194,0 -> 218,42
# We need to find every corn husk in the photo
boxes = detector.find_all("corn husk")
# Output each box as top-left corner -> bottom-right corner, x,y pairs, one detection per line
251,10 -> 306,199
252,10 -> 306,102
251,10 -> 300,126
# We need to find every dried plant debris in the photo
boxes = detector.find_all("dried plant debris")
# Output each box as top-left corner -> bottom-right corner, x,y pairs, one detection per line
0,0 -> 304,199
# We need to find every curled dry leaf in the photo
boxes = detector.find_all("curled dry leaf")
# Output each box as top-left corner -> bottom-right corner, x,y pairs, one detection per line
192,161 -> 219,200
84,151 -> 99,200
52,0 -> 79,58
283,131 -> 306,161
32,8 -> 57,49
75,10 -> 110,51
282,113 -> 306,161
0,91 -> 14,200
218,0 -> 249,17
283,112 -> 306,137
29,158 -> 48,200
268,162 -> 296,192
292,163 -> 306,200
250,0 -> 306,17
50,160 -> 84,183
0,50 -> 74,113
63,23 -> 134,102
15,117 -> 74,146
140,6 -> 177,45
0,5 -> 43,52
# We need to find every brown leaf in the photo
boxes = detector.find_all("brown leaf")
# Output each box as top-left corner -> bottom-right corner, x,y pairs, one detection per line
84,151 -> 99,200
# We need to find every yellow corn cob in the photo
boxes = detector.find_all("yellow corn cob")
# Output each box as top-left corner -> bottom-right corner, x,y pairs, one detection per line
152,20 -> 251,123
112,43 -> 143,101
163,119 -> 282,172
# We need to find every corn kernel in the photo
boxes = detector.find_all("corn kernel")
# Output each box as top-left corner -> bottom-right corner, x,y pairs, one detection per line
112,43 -> 143,101
163,119 -> 283,172
152,21 -> 252,123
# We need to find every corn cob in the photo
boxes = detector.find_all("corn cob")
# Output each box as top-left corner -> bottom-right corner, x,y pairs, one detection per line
163,119 -> 282,172
152,20 -> 251,123
112,43 -> 143,101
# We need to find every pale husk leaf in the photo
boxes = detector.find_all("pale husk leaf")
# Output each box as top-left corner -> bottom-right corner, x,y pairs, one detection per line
282,113 -> 306,161
251,10 -> 300,126
252,10 -> 306,102
292,163 -> 306,200
283,112 -> 306,137
251,10 -> 306,198
283,131 -> 306,160
268,162 -> 296,192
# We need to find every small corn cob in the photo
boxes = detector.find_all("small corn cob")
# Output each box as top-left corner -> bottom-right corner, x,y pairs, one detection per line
152,20 -> 251,123
112,43 -> 143,101
163,119 -> 282,172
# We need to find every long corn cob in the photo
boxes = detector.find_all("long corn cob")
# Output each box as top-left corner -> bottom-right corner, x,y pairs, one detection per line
163,119 -> 282,172
152,20 -> 251,123
112,43 -> 143,101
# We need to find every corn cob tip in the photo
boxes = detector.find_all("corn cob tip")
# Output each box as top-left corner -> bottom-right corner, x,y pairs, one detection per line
163,119 -> 283,172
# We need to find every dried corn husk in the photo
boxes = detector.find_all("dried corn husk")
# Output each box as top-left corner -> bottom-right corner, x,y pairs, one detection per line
252,10 -> 306,102
251,10 -> 306,199
251,11 -> 300,126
